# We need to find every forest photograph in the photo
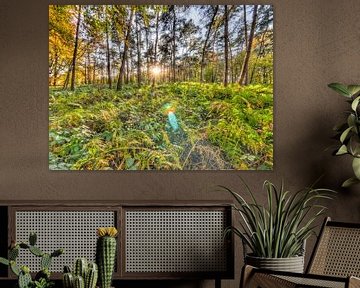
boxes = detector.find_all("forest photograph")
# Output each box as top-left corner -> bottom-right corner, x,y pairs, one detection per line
49,5 -> 273,170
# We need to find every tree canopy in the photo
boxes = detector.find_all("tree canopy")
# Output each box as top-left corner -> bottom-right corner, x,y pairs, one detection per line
49,5 -> 273,89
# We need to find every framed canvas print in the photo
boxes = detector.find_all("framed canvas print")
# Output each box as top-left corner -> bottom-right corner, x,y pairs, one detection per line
49,5 -> 273,170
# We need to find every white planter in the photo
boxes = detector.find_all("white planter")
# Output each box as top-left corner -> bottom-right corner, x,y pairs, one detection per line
245,254 -> 305,273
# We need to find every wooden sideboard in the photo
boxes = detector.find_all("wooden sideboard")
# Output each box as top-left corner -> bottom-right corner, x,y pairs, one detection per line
0,201 -> 234,288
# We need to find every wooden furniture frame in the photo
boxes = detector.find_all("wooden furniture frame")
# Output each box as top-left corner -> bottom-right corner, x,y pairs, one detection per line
0,201 -> 234,288
241,217 -> 360,288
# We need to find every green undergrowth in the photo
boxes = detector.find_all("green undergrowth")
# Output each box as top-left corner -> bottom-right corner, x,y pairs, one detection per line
49,82 -> 273,170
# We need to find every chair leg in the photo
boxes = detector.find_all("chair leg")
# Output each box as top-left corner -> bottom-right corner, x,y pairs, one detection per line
215,278 -> 221,288
240,265 -> 296,288
240,265 -> 255,288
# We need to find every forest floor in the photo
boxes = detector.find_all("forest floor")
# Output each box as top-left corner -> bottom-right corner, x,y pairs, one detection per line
49,82 -> 273,170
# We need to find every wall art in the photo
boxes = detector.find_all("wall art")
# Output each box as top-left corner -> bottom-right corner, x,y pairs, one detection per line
49,5 -> 273,170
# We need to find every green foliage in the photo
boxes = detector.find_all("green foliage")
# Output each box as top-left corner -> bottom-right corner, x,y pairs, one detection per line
0,233 -> 63,288
329,83 -> 360,187
49,83 -> 273,170
222,179 -> 335,258
32,278 -> 54,288
207,84 -> 273,169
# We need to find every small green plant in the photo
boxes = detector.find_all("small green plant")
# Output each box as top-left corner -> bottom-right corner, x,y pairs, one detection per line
62,258 -> 98,288
222,179 -> 334,258
328,83 -> 360,187
32,278 -> 54,288
96,227 -> 118,288
0,232 -> 63,288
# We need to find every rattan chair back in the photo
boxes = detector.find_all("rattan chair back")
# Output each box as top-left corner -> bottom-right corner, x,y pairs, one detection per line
307,217 -> 360,278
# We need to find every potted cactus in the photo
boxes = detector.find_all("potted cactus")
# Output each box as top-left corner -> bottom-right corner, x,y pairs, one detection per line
96,227 -> 118,288
62,258 -> 98,288
0,232 -> 63,288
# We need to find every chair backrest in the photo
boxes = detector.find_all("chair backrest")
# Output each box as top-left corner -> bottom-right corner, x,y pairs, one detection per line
307,217 -> 360,277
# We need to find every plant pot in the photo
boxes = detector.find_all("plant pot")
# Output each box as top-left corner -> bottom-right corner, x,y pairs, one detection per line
245,254 -> 304,273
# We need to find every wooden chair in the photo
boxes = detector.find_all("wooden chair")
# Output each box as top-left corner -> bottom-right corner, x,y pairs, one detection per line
241,217 -> 360,288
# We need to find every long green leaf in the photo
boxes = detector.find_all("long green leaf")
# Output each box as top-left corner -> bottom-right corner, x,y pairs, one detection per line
342,177 -> 360,187
351,96 -> 360,111
352,157 -> 360,179
223,180 -> 335,258
328,83 -> 351,97
340,126 -> 353,143
348,85 -> 360,97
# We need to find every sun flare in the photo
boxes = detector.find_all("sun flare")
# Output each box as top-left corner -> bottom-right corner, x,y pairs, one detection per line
151,65 -> 161,76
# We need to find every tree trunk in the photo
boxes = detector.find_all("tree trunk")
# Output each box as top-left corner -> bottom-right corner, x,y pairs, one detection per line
53,49 -> 58,86
93,57 -> 96,84
70,5 -> 82,91
229,41 -> 234,83
145,27 -> 150,81
223,5 -> 229,87
171,6 -> 176,82
84,57 -> 87,84
117,8 -> 134,90
136,14 -> 142,87
238,5 -> 258,85
126,56 -> 129,84
87,51 -> 91,84
200,5 -> 218,83
243,5 -> 249,84
250,20 -> 270,83
106,16 -> 112,89
154,10 -> 160,64
63,61 -> 72,89
211,23 -> 219,82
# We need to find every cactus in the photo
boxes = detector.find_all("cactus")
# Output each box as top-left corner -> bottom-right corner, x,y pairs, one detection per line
96,227 -> 118,288
29,245 -> 44,257
41,253 -> 52,270
9,246 -> 19,260
10,260 -> 20,276
63,259 -> 98,288
18,270 -> 32,288
74,258 -> 87,279
29,232 -> 37,246
64,265 -> 72,273
0,232 -> 63,288
63,272 -> 74,288
51,248 -> 64,257
19,243 -> 29,249
74,275 -> 85,288
0,257 -> 9,266
85,262 -> 98,288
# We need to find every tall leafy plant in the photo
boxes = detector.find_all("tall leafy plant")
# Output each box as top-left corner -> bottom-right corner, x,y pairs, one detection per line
328,83 -> 360,187
222,180 -> 334,258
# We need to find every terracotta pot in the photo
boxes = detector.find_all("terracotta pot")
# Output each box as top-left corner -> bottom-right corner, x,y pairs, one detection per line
245,254 -> 305,273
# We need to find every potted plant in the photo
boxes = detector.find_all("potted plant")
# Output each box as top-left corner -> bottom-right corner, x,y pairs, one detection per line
222,179 -> 334,273
0,232 -> 63,288
328,83 -> 360,187
62,258 -> 98,288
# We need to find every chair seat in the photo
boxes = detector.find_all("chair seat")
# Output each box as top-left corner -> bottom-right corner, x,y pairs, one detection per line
243,266 -> 360,288
277,274 -> 346,288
